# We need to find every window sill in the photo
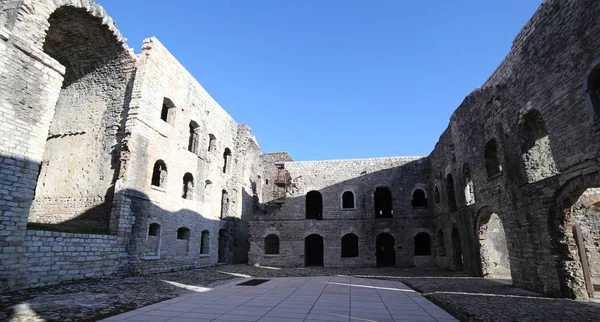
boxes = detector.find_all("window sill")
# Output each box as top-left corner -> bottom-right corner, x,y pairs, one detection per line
143,255 -> 160,260
198,254 -> 210,257
264,254 -> 280,257
151,186 -> 166,193
340,208 -> 356,211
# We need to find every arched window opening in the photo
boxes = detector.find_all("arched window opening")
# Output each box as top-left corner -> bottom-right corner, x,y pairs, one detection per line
374,187 -> 393,218
434,185 -> 441,204
208,134 -> 216,152
478,211 -> 511,278
463,163 -> 475,206
414,232 -> 431,255
151,160 -> 167,188
188,121 -> 200,154
182,173 -> 194,200
485,139 -> 502,178
223,148 -> 232,173
520,110 -> 557,183
148,223 -> 160,236
306,191 -> 323,220
161,98 -> 176,125
446,174 -> 456,211
205,180 -> 213,203
176,227 -> 190,257
264,234 -> 280,255
585,61 -> 600,126
437,229 -> 446,256
411,189 -> 428,208
177,227 -> 190,240
145,223 -> 161,258
220,190 -> 229,219
200,230 -> 210,254
341,191 -> 355,209
341,233 -> 359,258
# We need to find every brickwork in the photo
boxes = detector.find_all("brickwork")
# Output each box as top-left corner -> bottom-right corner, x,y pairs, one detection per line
1,0 -> 600,302
248,157 -> 434,268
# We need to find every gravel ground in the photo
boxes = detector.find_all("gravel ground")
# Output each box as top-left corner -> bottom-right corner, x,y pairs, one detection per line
2,264 -> 600,321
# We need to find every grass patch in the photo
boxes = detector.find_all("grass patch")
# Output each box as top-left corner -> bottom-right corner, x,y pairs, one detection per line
26,222 -> 110,235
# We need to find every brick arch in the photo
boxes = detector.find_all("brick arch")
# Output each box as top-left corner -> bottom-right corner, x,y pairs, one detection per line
548,170 -> 600,299
11,0 -> 128,50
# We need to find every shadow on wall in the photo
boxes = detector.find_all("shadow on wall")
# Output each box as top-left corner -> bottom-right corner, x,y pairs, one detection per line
0,153 -> 249,292
248,158 -> 436,268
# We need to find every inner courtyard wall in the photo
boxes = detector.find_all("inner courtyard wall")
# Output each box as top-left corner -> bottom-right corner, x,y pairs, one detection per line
427,0 -> 600,298
248,157 -> 433,268
1,0 -> 600,300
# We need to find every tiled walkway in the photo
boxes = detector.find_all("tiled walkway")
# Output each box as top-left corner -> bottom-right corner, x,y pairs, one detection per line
102,276 -> 457,322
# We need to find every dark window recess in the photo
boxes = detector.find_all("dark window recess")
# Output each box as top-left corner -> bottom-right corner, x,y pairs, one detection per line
182,172 -> 194,199
485,139 -> 502,178
223,148 -> 231,173
148,223 -> 160,236
446,174 -> 456,211
151,160 -> 167,187
434,186 -> 441,204
341,233 -> 359,258
208,134 -> 216,152
411,189 -> 427,208
306,190 -> 323,220
342,191 -> 355,209
160,98 -> 176,124
177,227 -> 190,240
200,230 -> 210,254
414,232 -> 431,255
188,121 -> 200,154
374,187 -> 393,218
264,234 -> 280,254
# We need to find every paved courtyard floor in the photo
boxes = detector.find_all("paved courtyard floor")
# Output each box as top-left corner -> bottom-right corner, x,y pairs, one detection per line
101,276 -> 457,322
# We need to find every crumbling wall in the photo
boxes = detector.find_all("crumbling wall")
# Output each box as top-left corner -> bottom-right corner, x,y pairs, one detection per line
428,0 -> 600,298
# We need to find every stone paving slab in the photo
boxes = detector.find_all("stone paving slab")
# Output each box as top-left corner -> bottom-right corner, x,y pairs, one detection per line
101,276 -> 457,322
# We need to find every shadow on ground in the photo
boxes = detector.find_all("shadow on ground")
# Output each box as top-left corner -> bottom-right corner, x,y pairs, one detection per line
3,264 -> 600,321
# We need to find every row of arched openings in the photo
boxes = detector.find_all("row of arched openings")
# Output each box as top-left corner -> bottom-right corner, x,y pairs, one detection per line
145,223 -> 210,257
437,109 -> 557,212
161,98 -> 231,173
263,232 -> 432,257
305,188 -> 429,219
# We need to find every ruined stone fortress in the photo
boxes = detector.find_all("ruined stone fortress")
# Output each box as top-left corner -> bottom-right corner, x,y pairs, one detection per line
1,0 -> 599,301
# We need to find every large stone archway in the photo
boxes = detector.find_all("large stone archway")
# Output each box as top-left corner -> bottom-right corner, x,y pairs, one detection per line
549,171 -> 600,299
477,207 -> 511,279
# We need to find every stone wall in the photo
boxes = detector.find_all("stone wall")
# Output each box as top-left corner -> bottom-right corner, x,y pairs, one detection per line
248,156 -> 433,268
427,0 -> 600,299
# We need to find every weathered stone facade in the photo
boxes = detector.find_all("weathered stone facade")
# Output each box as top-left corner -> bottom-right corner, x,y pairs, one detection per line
1,0 -> 600,301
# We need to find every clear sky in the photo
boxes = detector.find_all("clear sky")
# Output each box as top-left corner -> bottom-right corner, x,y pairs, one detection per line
97,0 -> 542,161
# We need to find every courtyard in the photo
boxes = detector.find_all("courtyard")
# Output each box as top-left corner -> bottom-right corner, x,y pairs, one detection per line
2,265 -> 600,322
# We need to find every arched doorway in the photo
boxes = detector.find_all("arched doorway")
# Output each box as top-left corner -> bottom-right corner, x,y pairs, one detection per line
552,184 -> 600,299
478,210 -> 511,279
451,225 -> 463,270
376,233 -> 396,267
218,229 -> 227,263
305,234 -> 324,266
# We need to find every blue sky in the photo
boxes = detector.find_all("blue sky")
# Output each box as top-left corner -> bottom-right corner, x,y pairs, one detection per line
97,0 -> 541,161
